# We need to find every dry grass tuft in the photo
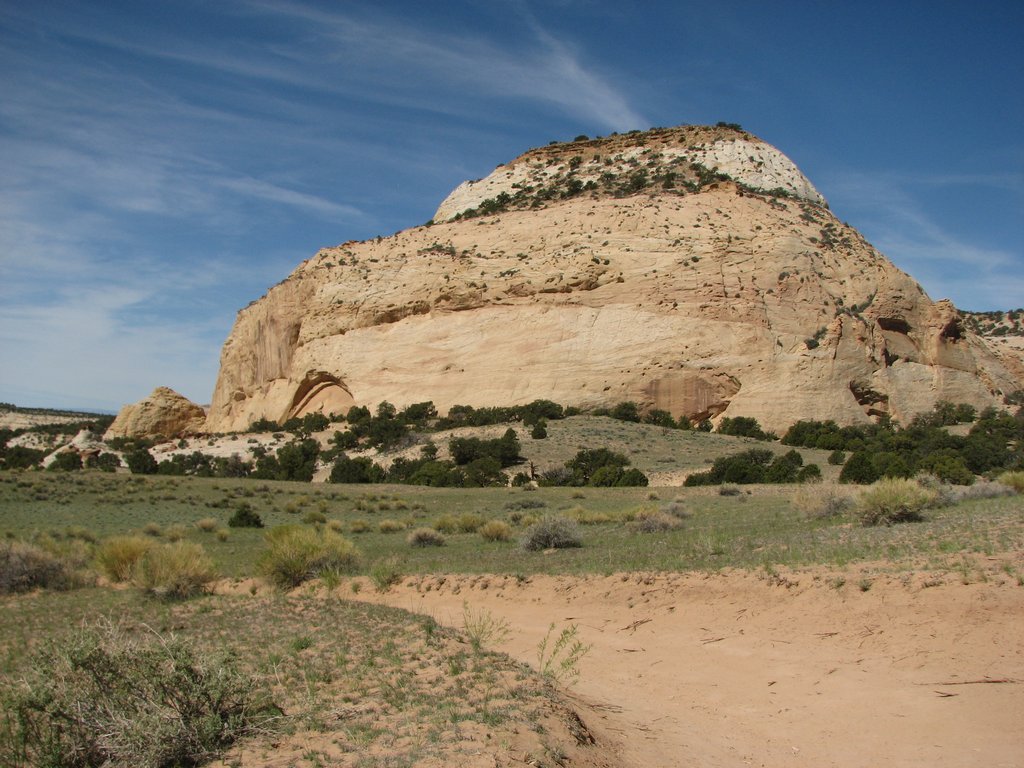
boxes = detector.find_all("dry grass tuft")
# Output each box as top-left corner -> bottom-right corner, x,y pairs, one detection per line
95,535 -> 153,583
133,541 -> 216,599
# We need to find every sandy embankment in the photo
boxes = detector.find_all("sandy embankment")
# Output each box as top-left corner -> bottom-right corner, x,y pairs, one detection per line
350,567 -> 1023,768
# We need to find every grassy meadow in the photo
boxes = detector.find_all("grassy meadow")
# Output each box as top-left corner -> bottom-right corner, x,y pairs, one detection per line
1,469 -> 1021,581
1,417 -> 1022,767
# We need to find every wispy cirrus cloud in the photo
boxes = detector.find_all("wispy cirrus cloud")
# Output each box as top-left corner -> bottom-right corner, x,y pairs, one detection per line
235,0 -> 648,132
824,169 -> 1022,309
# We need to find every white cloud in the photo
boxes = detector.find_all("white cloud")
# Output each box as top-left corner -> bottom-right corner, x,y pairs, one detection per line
235,0 -> 648,132
216,177 -> 367,221
823,170 -> 1022,309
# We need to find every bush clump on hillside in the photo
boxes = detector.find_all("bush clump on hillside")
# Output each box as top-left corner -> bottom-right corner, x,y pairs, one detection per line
479,520 -> 513,542
542,447 -> 648,487
407,527 -> 446,547
791,484 -> 855,519
0,540 -> 78,594
259,526 -> 360,588
520,516 -> 583,551
998,470 -> 1024,494
785,402 -> 1024,485
0,621 -> 278,768
95,535 -> 153,583
228,502 -> 264,528
630,510 -> 681,533
856,478 -> 936,526
684,449 -> 819,486
716,416 -> 775,441
133,541 -> 216,600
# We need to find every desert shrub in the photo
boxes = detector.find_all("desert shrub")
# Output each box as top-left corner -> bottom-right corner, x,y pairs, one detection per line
164,525 -> 187,542
449,429 -> 521,468
797,464 -> 822,483
998,470 -> 1024,494
917,453 -> 975,485
505,498 -> 547,511
302,510 -> 327,526
259,526 -> 360,589
125,448 -> 158,475
433,514 -> 459,534
662,499 -> 689,519
49,451 -> 83,471
456,512 -> 485,533
228,502 -> 263,528
326,519 -> 344,533
537,447 -> 649,487
566,506 -> 613,525
369,558 -> 403,591
64,526 -> 97,544
0,540 -> 77,594
856,478 -> 935,526
215,528 -> 229,542
378,519 -> 405,533
479,520 -> 513,542
95,535 -> 153,582
407,527 -> 446,547
195,517 -> 218,533
718,484 -> 742,496
0,621 -> 277,768
329,454 -> 385,483
919,475 -> 1015,506
142,522 -> 163,537
716,416 -> 773,441
828,450 -> 846,465
86,452 -> 121,472
349,519 -> 370,534
630,511 -> 681,533
791,484 -> 855,519
133,541 -> 216,599
521,516 -> 583,551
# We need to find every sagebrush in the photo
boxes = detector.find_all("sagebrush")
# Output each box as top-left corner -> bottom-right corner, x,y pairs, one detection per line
0,621 -> 278,768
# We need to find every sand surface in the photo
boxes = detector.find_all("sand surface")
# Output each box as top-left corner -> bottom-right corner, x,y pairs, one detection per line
351,567 -> 1023,767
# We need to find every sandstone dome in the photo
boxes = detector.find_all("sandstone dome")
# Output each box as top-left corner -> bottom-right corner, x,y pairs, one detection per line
204,125 -> 1022,434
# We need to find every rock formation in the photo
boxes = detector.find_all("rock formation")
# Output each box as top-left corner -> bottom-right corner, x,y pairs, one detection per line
105,387 -> 206,439
204,125 -> 1022,434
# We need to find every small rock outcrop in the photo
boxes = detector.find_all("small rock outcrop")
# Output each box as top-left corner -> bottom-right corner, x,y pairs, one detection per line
202,125 -> 1022,434
105,387 -> 206,440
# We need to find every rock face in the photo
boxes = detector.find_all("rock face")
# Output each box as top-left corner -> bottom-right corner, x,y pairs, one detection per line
105,387 -> 206,439
205,125 -> 1022,434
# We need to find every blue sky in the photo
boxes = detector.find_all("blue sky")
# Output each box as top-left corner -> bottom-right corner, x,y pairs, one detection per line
1,1 -> 1021,411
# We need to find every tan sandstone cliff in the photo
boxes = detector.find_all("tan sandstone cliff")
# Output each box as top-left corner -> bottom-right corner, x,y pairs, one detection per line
204,125 -> 1022,434
105,387 -> 206,439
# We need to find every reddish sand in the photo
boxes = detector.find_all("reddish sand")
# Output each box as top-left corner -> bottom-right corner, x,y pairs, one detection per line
351,566 -> 1024,767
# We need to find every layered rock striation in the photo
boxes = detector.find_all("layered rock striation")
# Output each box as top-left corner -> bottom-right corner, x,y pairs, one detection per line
205,126 -> 1022,434
106,387 -> 206,439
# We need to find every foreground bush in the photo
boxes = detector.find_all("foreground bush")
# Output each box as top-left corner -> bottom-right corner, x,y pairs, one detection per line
856,478 -> 935,526
630,511 -> 681,533
0,540 -> 77,594
791,484 -> 855,519
133,541 -> 216,599
998,470 -> 1024,494
407,527 -> 446,547
228,503 -> 264,528
0,621 -> 278,768
259,526 -> 360,588
479,520 -> 513,542
521,516 -> 583,551
95,535 -> 153,583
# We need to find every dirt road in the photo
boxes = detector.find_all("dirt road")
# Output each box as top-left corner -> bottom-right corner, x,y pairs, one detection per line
352,566 -> 1023,767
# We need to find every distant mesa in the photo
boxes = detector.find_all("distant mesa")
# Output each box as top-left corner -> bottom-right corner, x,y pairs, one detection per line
132,124 -> 1023,436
